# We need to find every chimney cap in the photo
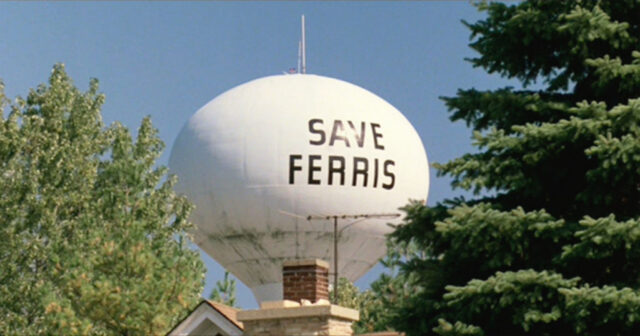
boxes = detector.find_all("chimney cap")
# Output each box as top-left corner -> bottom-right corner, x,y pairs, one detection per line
283,259 -> 330,269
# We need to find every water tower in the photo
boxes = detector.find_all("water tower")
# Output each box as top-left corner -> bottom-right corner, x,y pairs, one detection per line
169,73 -> 429,303
169,18 -> 429,303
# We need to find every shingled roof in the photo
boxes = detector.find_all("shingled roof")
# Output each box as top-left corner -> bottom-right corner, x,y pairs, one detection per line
204,300 -> 244,330
166,300 -> 244,336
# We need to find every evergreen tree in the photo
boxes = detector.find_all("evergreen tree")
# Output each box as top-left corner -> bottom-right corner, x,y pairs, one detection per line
209,271 -> 237,307
390,1 -> 640,335
0,65 -> 205,335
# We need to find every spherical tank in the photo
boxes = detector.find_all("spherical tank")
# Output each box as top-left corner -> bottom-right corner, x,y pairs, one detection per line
169,74 -> 429,303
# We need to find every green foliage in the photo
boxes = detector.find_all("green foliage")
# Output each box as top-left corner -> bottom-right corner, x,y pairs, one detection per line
443,270 -> 579,334
433,319 -> 483,336
331,277 -> 363,309
387,1 -> 640,335
209,271 -> 237,307
330,276 -> 397,335
0,65 -> 205,335
330,240 -> 423,335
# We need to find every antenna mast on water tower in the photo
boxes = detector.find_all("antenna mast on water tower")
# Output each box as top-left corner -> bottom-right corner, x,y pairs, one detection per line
305,213 -> 401,303
301,15 -> 306,74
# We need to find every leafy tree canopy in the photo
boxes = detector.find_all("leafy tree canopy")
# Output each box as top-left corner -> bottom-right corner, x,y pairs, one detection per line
389,1 -> 640,335
0,65 -> 205,335
332,240 -> 421,335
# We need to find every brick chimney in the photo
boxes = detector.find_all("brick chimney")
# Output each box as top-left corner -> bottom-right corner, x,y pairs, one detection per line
237,259 -> 359,336
282,259 -> 329,303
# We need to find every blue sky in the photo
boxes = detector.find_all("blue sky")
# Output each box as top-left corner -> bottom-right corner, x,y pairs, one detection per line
0,2 -> 519,309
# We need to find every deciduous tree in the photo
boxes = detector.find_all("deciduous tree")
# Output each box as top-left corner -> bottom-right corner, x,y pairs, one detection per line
0,65 -> 205,335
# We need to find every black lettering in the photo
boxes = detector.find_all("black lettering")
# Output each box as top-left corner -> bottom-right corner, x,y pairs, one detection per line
371,123 -> 384,150
329,120 -> 350,147
308,155 -> 322,185
289,155 -> 303,184
373,158 -> 379,188
382,160 -> 395,190
347,121 -> 366,147
309,119 -> 325,145
352,157 -> 368,187
328,156 -> 346,186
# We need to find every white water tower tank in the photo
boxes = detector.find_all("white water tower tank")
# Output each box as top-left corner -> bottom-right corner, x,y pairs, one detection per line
169,74 -> 429,303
